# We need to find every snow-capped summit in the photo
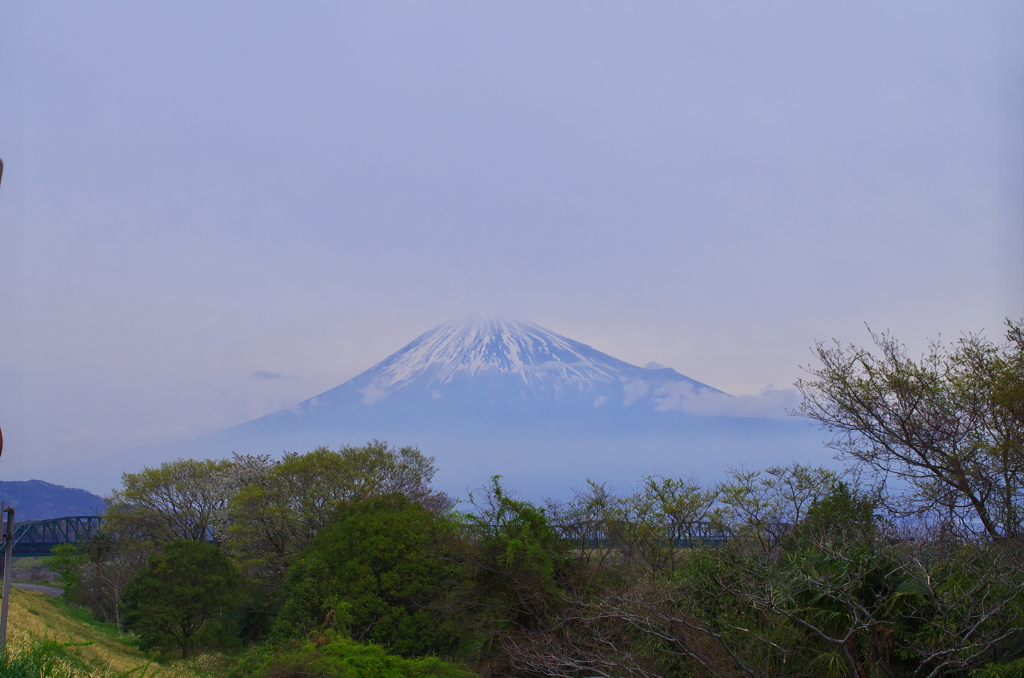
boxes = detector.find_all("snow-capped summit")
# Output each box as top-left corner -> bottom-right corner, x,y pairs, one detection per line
370,316 -> 615,386
298,316 -> 720,411
366,315 -> 702,390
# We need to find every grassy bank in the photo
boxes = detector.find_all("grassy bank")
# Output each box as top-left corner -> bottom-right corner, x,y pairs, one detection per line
4,588 -> 224,677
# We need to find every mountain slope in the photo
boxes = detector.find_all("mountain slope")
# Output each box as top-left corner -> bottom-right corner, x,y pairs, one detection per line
350,316 -> 716,400
0,480 -> 105,520
291,316 -> 721,418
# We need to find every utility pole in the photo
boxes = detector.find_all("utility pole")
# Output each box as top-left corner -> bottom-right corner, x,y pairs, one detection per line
0,165 -> 8,648
0,426 -> 10,649
0,504 -> 12,647
0,159 -> 8,648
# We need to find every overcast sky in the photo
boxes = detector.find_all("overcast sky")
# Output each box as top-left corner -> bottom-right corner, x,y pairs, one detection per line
1,1 -> 1022,478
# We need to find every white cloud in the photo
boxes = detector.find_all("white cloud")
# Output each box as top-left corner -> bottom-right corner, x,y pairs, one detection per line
623,380 -> 650,405
653,382 -> 801,419
359,377 -> 394,405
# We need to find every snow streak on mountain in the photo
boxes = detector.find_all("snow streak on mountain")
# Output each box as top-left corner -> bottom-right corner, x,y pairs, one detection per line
374,317 -> 644,386
302,316 -> 721,412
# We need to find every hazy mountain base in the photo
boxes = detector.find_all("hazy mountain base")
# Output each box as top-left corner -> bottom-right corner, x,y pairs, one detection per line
10,317 -> 826,497
23,408 -> 827,499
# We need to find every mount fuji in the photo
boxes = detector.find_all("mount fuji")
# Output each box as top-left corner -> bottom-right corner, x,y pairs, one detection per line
289,316 -> 723,418
46,318 -> 829,497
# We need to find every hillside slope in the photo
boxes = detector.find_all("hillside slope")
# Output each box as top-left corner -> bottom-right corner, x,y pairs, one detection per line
0,480 -> 105,520
6,587 -> 217,677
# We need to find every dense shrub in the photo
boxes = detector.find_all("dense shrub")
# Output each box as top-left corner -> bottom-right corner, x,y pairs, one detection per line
41,545 -> 87,604
273,494 -> 463,658
120,539 -> 242,657
234,635 -> 475,678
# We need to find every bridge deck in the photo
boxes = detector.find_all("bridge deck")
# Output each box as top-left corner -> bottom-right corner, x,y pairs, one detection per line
0,516 -> 104,557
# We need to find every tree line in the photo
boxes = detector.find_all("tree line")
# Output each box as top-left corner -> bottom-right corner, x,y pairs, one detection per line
45,320 -> 1024,677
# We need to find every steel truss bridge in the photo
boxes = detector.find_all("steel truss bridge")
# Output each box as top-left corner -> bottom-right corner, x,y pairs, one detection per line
553,521 -> 736,549
0,516 -> 734,558
0,516 -> 104,557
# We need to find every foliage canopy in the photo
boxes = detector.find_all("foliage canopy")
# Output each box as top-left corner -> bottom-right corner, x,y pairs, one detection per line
273,493 -> 463,658
119,539 -> 241,657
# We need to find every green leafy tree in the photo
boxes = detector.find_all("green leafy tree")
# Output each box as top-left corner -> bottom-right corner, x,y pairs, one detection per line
106,458 -> 234,544
227,441 -> 450,585
595,497 -> 1024,677
462,480 -> 574,642
274,494 -> 463,658
796,480 -> 878,541
119,540 -> 241,657
717,463 -> 838,552
42,544 -> 87,603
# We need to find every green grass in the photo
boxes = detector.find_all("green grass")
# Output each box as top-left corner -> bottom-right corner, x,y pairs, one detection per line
0,639 -> 95,678
44,596 -> 134,648
8,588 -> 220,677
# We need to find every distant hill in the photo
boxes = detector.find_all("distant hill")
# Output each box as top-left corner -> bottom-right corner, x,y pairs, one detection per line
0,480 -> 105,520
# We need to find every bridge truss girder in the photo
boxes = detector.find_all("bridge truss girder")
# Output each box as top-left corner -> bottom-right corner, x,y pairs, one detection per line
1,516 -> 104,557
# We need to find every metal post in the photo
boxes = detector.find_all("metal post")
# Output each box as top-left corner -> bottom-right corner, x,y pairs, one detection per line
0,505 -> 14,647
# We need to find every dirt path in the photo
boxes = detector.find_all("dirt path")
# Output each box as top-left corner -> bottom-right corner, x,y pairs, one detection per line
12,582 -> 62,596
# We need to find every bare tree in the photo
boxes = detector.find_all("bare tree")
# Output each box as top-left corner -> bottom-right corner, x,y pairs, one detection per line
78,537 -> 153,629
884,535 -> 1024,677
797,320 -> 1024,540
717,464 -> 837,554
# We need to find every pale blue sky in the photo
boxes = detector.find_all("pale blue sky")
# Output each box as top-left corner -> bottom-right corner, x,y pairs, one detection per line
1,1 -> 1022,479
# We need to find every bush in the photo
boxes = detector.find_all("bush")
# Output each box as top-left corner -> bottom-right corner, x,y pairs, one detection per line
41,545 -> 87,603
120,539 -> 242,657
973,659 -> 1024,678
234,635 -> 476,678
273,494 -> 463,658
